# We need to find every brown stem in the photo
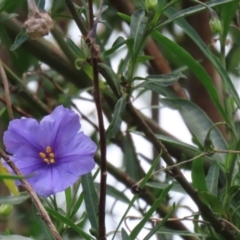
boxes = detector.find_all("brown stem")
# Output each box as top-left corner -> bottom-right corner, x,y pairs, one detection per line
87,1 -> 107,239
0,60 -> 14,120
126,103 -> 235,239
0,149 -> 62,240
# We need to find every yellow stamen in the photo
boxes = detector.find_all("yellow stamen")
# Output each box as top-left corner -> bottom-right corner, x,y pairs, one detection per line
39,152 -> 46,158
46,146 -> 52,153
43,158 -> 49,163
49,158 -> 55,164
39,146 -> 55,164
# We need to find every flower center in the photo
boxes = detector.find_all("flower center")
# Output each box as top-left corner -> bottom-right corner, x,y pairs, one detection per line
39,146 -> 55,164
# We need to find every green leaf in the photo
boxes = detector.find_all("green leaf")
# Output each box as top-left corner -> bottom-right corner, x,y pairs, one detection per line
117,12 -> 131,23
0,235 -> 35,240
35,0 -> 45,10
0,174 -> 32,180
94,182 -> 130,204
152,228 -> 207,237
143,206 -> 175,240
111,154 -> 161,240
219,0 -> 239,42
123,133 -> 141,181
0,192 -> 29,205
161,98 -> 227,162
206,162 -> 219,195
159,0 -> 236,28
106,94 -> 127,139
69,192 -> 84,219
10,28 -> 28,51
65,187 -> 71,213
134,55 -> 153,65
121,228 -> 132,240
46,207 -> 93,240
32,204 -> 54,240
164,6 -> 240,112
130,9 -> 148,53
152,32 -> 227,120
98,63 -> 121,96
101,37 -> 133,59
65,37 -> 85,59
135,72 -> 186,87
0,13 -> 18,23
199,192 -> 225,215
82,173 -> 98,230
146,182 -> 185,194
192,157 -> 208,192
130,184 -> 172,239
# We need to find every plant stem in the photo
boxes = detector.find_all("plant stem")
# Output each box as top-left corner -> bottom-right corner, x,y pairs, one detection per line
87,0 -> 107,239
0,149 -> 62,240
0,60 -> 14,120
126,102 -> 235,239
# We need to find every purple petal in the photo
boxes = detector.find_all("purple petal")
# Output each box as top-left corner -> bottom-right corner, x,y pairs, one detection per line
55,132 -> 97,158
26,156 -> 95,196
3,118 -> 42,156
38,106 -> 80,148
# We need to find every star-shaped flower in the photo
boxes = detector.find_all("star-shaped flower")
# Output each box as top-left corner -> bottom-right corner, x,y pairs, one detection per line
3,105 -> 96,197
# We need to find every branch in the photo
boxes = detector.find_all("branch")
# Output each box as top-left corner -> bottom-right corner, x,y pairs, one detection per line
86,1 -> 107,239
0,149 -> 62,240
126,103 -> 235,239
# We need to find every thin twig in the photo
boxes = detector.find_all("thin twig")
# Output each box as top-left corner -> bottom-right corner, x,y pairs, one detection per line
0,60 -> 14,120
87,1 -> 106,239
0,96 -> 32,118
0,149 -> 62,240
126,103 -> 235,239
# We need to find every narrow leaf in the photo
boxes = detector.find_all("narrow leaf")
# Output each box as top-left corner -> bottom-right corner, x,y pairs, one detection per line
46,207 -> 92,240
111,154 -> 161,240
32,204 -> 54,240
98,63 -> 121,96
159,0 -> 236,28
121,228 -> 132,240
152,32 -> 227,120
65,37 -> 85,59
0,235 -> 35,240
123,133 -> 141,181
206,162 -> 219,195
192,157 -> 208,192
164,6 -> 240,111
82,173 -> 98,230
106,94 -> 127,139
10,28 -> 28,51
94,182 -> 130,204
0,192 -> 29,205
220,0 -> 239,42
143,206 -> 175,240
130,9 -> 148,52
101,37 -> 133,59
161,98 -> 227,162
130,184 -> 172,239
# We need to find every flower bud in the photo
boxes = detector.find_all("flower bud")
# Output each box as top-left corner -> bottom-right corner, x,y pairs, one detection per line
0,204 -> 13,217
145,0 -> 158,10
24,12 -> 54,39
209,10 -> 222,34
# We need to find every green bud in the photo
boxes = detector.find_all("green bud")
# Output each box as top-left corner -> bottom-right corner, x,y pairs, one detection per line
0,204 -> 13,217
209,10 -> 222,34
209,18 -> 222,34
145,0 -> 158,10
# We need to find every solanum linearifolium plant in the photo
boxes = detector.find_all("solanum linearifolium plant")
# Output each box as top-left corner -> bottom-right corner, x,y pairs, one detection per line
0,0 -> 240,240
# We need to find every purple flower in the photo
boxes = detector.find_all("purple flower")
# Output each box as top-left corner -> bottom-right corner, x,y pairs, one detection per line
3,105 -> 96,197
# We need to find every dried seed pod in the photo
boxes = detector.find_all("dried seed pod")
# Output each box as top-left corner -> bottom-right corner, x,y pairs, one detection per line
24,11 -> 54,40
